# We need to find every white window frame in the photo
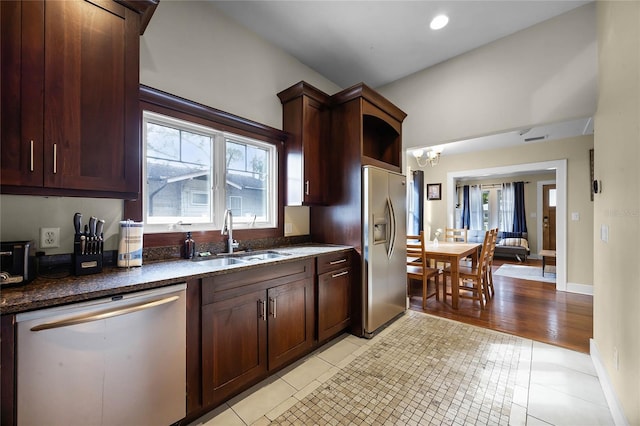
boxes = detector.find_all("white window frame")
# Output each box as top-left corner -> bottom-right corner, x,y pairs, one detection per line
142,111 -> 277,233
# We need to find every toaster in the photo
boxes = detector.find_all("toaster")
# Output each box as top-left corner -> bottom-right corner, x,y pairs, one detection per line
0,241 -> 35,286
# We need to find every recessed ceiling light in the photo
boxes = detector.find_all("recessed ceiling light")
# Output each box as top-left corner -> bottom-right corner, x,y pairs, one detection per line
430,14 -> 449,30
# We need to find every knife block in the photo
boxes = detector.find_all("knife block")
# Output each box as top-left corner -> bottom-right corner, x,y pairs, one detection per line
73,253 -> 103,276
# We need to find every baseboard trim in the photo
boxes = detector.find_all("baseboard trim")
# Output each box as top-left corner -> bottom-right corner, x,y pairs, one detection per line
566,282 -> 593,295
590,339 -> 629,426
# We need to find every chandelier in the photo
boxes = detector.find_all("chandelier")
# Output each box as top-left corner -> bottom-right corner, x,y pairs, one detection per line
412,148 -> 442,167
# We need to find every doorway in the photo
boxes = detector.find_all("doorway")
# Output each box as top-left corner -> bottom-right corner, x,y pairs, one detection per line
447,160 -> 567,292
542,184 -> 557,250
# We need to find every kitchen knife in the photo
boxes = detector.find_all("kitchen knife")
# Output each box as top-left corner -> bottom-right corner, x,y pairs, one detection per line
96,219 -> 105,254
82,225 -> 89,255
73,212 -> 82,235
89,217 -> 97,254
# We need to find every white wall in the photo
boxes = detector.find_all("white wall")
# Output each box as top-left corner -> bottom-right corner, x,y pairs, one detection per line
380,3 -> 597,149
593,2 -> 640,424
140,1 -> 340,129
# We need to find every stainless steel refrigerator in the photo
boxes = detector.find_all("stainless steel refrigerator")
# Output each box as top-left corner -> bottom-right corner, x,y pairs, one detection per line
362,165 -> 407,337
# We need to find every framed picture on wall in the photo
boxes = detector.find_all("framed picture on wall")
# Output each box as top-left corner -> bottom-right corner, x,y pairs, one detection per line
427,183 -> 441,200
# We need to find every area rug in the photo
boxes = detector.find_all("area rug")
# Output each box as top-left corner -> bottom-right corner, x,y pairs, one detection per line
494,264 -> 556,284
273,311 -> 529,425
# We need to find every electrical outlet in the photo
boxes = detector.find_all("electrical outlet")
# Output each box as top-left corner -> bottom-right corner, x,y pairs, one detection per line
284,223 -> 293,234
40,227 -> 60,248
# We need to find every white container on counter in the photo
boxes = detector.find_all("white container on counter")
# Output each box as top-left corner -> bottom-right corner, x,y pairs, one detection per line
117,220 -> 143,267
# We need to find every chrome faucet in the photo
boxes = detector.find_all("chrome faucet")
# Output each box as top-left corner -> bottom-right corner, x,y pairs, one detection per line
221,209 -> 239,253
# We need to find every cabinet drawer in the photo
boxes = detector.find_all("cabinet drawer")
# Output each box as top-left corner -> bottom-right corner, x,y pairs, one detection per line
316,250 -> 352,274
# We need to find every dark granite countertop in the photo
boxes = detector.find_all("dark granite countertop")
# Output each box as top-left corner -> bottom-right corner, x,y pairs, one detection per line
0,244 -> 353,315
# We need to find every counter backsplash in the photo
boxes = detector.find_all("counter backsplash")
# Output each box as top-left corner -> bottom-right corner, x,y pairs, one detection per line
143,234 -> 312,262
36,235 -> 312,275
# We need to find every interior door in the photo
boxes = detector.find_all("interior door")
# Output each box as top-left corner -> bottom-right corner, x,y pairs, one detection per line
542,184 -> 556,250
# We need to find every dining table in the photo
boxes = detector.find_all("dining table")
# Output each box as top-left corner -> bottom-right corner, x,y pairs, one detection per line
423,241 -> 482,309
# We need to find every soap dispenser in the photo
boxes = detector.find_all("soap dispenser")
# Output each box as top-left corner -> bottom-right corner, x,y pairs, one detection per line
184,232 -> 195,259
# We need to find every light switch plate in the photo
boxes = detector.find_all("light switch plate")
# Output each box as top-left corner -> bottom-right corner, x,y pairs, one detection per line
601,224 -> 609,242
284,223 -> 293,234
571,212 -> 580,221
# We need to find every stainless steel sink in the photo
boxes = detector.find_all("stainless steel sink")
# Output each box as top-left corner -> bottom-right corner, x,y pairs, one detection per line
194,257 -> 247,267
235,252 -> 288,262
193,250 -> 290,267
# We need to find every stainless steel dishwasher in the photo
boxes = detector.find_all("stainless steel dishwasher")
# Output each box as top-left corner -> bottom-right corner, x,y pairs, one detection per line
16,283 -> 187,426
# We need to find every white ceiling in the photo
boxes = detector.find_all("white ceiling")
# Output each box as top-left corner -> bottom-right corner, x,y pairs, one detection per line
211,0 -> 594,155
421,116 -> 594,157
211,0 -> 590,89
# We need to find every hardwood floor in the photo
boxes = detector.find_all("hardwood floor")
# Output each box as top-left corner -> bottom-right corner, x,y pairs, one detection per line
409,258 -> 593,353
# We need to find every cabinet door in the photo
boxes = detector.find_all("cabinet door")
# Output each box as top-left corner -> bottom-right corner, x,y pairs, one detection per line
318,267 -> 352,342
267,278 -> 314,370
42,0 -> 139,194
202,289 -> 268,407
281,91 -> 328,206
0,1 -> 44,187
300,96 -> 326,205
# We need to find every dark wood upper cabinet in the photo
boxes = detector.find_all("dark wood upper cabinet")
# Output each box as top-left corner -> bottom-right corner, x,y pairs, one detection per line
277,82 -> 406,208
308,82 -> 406,248
332,83 -> 406,173
1,0 -> 147,199
278,82 -> 331,206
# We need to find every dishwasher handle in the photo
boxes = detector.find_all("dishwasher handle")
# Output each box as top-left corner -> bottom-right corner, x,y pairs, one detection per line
30,295 -> 181,332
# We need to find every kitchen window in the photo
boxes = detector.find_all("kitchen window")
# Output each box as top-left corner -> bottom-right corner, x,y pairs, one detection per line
143,111 -> 277,232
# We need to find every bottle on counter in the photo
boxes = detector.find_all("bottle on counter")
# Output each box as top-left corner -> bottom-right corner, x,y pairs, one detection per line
184,232 -> 195,259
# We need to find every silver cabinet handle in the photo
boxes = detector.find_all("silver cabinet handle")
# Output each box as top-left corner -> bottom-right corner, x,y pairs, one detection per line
269,297 -> 276,318
331,270 -> 349,279
53,143 -> 57,174
259,299 -> 267,321
30,295 -> 180,331
329,258 -> 347,265
29,140 -> 34,172
305,180 -> 309,195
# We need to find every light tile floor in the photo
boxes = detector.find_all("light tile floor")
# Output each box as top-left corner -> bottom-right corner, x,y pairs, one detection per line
191,312 -> 614,426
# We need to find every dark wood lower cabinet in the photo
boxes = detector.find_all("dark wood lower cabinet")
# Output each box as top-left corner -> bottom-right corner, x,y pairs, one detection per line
267,278 -> 314,371
1,315 -> 16,426
317,267 -> 351,342
200,259 -> 315,409
316,250 -> 353,342
202,289 -> 268,407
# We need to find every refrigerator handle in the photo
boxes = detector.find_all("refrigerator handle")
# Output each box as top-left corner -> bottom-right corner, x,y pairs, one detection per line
387,197 -> 397,259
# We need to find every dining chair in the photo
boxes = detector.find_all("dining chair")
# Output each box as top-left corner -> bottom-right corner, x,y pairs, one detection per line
442,229 -> 492,309
439,227 -> 469,269
407,231 -> 441,309
484,228 -> 499,299
444,227 -> 468,243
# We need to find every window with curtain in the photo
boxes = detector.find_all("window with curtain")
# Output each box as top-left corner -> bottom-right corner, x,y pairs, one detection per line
469,185 -> 483,230
500,182 -> 514,232
409,170 -> 424,235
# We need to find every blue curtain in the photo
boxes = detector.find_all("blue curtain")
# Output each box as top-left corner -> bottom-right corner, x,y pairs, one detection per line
410,170 -> 424,234
513,181 -> 527,232
461,185 -> 471,228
